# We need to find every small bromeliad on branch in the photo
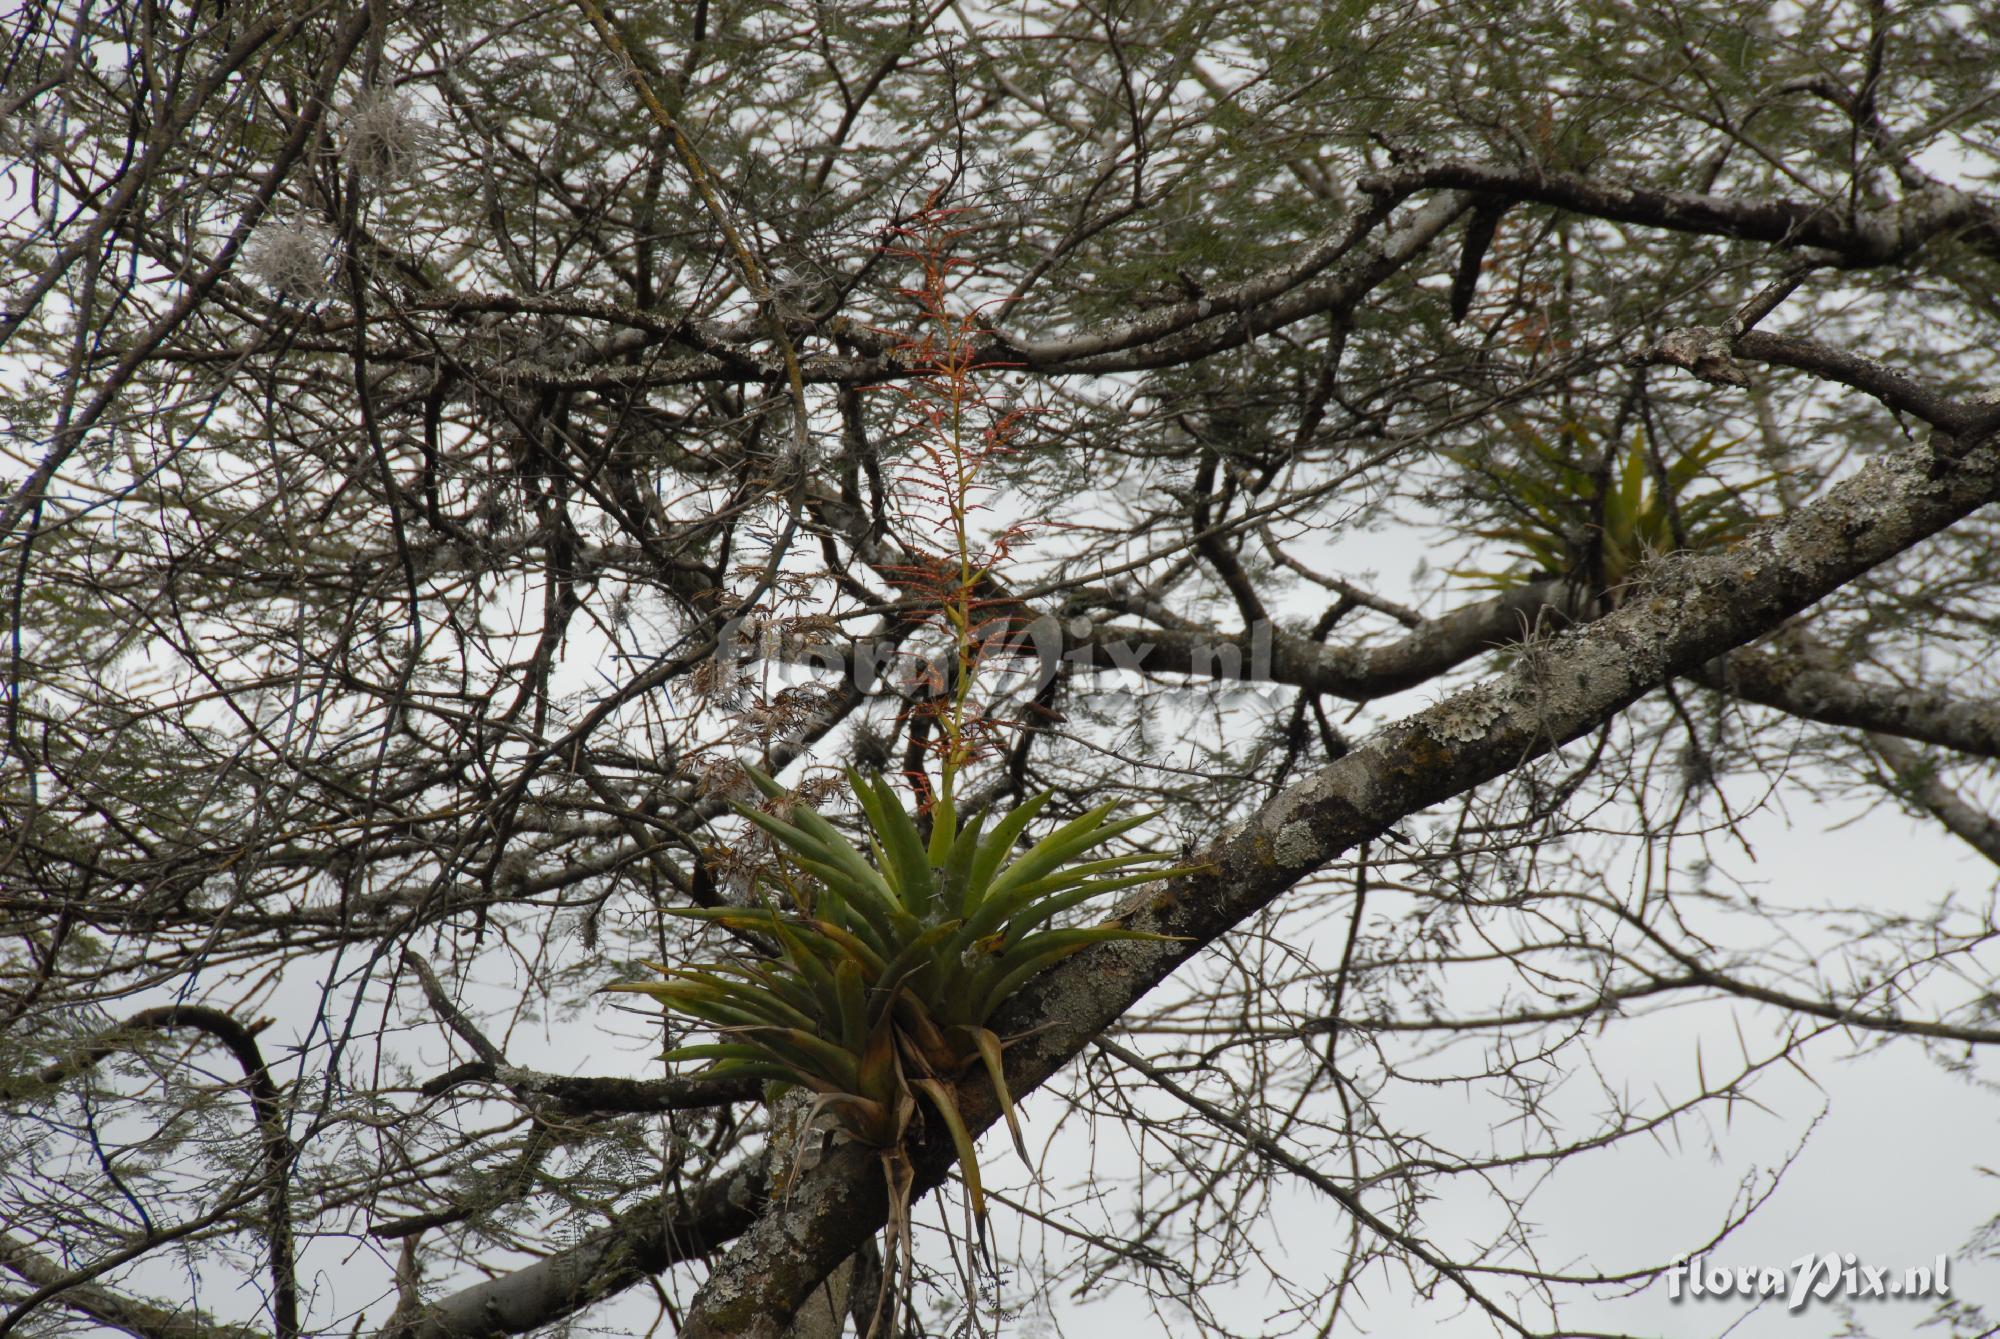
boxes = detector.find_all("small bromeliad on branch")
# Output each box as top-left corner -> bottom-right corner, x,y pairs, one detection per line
1451,416 -> 1779,605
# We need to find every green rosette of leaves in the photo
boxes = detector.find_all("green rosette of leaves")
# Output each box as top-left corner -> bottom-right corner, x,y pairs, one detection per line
1452,420 -> 1776,601
607,766 -> 1181,1218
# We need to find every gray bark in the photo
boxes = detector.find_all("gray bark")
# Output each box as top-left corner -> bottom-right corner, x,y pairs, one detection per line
399,1158 -> 767,1339
1357,160 -> 1998,265
1696,644 -> 2000,760
1068,578 -> 1587,702
770,1092 -> 854,1339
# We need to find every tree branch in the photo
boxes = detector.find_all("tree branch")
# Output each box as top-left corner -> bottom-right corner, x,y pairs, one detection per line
1735,331 -> 1995,433
1069,578 -> 1588,701
1358,159 -> 1995,266
392,1156 -> 768,1339
417,1061 -> 760,1113
1864,732 -> 2000,869
1697,645 -> 2000,761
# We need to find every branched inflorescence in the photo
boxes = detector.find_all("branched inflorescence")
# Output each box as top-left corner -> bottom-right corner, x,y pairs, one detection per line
869,200 -> 1042,795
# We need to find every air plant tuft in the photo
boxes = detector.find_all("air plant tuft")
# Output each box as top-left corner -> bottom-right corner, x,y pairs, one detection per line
340,85 -> 427,182
242,220 -> 334,301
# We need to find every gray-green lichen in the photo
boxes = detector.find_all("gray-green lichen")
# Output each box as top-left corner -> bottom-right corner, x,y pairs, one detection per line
1423,685 -> 1504,742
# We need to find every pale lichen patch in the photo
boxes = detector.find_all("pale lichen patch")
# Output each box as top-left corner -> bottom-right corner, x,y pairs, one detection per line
1272,820 -> 1319,869
1423,686 -> 1504,743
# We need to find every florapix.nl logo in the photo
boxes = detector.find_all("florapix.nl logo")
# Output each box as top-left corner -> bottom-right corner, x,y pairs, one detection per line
1668,1253 -> 1950,1312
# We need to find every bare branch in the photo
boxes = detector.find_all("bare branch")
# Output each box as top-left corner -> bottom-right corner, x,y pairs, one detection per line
1360,159 -> 1995,265
1698,645 -> 2000,761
